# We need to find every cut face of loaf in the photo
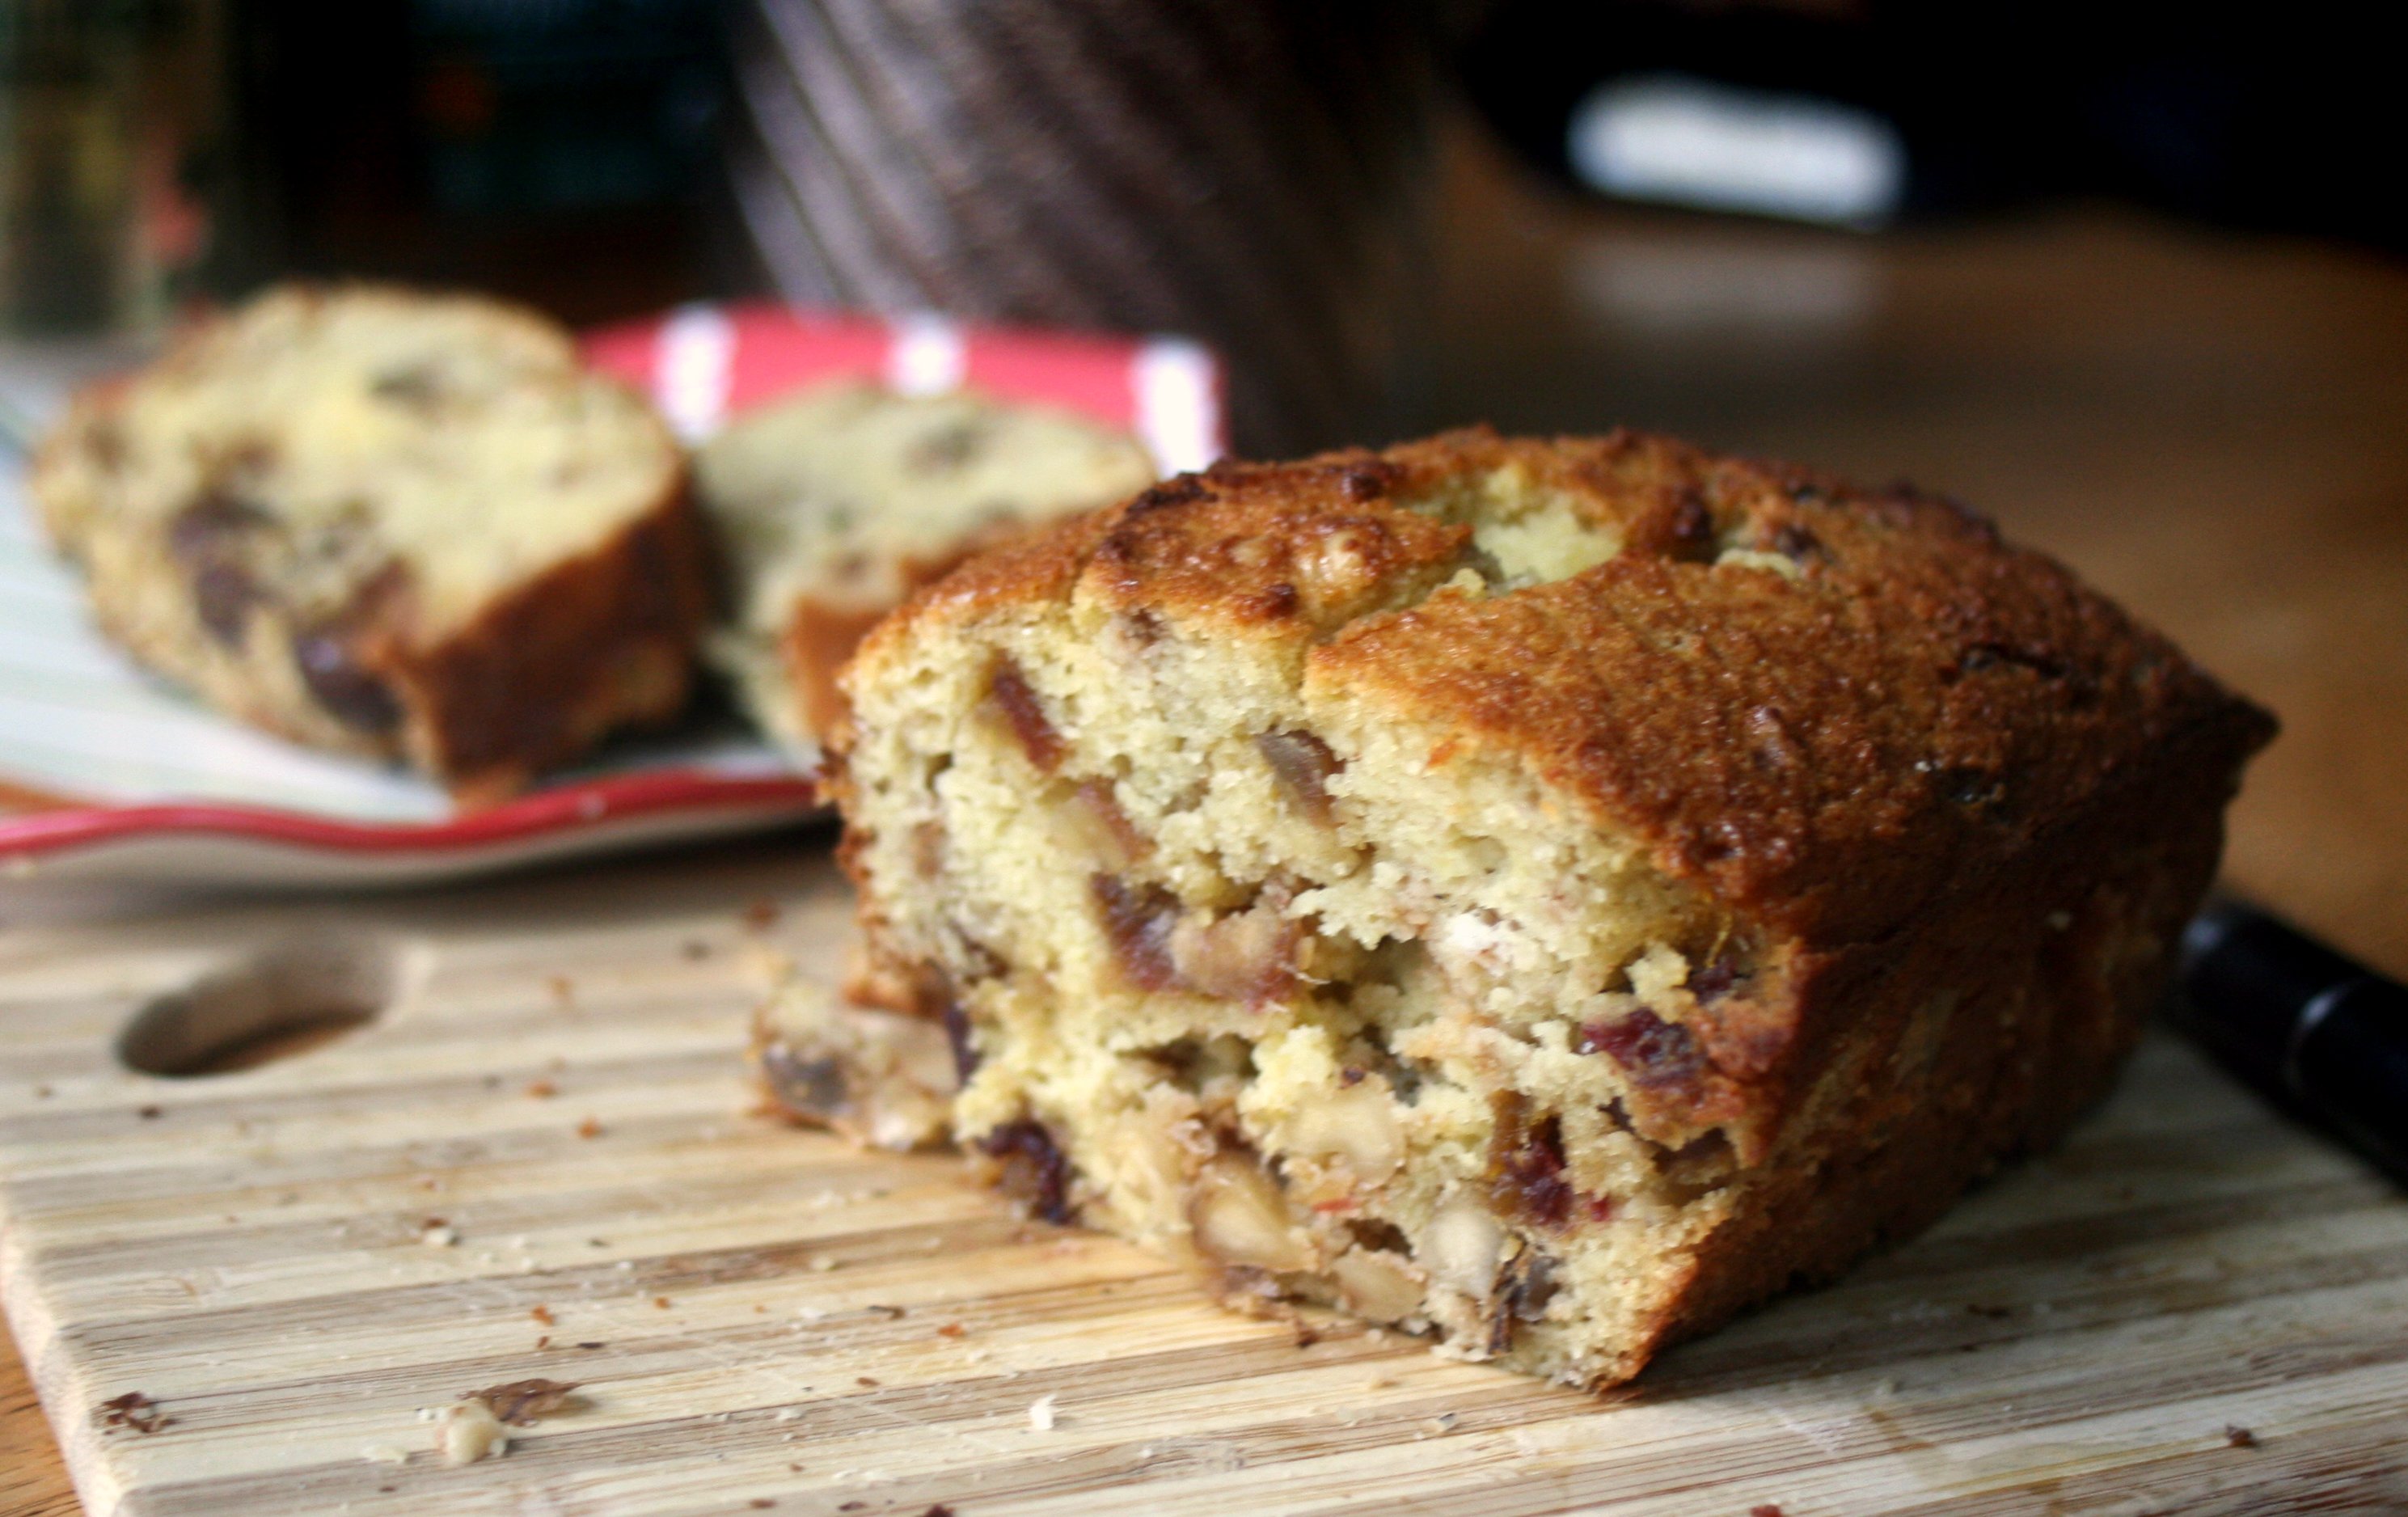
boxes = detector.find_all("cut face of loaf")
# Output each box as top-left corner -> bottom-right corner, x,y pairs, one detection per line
828,429 -> 2274,1388
30,284 -> 709,799
695,383 -> 1157,758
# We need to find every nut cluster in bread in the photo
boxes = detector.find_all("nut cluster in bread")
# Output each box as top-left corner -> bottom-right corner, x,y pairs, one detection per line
31,285 -> 711,800
696,382 -> 1156,757
812,427 -> 2273,1388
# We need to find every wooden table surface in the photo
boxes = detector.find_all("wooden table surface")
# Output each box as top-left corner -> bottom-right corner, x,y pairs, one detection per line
6,125 -> 2407,1514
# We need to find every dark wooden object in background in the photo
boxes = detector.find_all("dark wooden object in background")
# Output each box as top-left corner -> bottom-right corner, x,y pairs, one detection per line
8,125 -> 2408,1513
724,0 -> 1436,454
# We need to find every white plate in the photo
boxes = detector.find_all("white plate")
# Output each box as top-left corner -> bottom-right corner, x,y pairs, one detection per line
0,304 -> 1223,887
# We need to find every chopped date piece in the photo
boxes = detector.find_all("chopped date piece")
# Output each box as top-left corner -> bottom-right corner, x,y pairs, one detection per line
759,1042 -> 848,1123
1489,1100 -> 1576,1229
1256,729 -> 1341,824
1666,490 -> 1714,552
1336,462 -> 1397,501
987,661 -> 1066,771
192,560 -> 265,645
1487,1245 -> 1561,1354
1578,1008 -> 1706,1091
1120,607 -> 1165,646
1688,955 -> 1747,1004
1094,875 -> 1307,1005
293,629 -> 403,733
1505,1247 -> 1559,1321
981,1118 -> 1075,1224
370,365 -> 448,409
1628,486 -> 1715,561
1092,874 -> 1180,990
1071,780 -> 1154,864
171,492 -> 278,644
167,490 -> 273,565
941,997 -> 981,1082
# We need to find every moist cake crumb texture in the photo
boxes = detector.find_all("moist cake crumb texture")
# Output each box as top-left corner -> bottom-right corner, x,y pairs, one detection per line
695,382 -> 1156,757
813,427 -> 2274,1388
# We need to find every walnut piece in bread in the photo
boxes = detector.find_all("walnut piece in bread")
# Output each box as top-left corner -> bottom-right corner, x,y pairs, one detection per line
695,383 -> 1155,758
822,428 -> 2273,1388
30,284 -> 711,801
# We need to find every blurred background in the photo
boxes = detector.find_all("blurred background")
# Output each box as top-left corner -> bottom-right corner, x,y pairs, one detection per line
4,0 -> 2406,967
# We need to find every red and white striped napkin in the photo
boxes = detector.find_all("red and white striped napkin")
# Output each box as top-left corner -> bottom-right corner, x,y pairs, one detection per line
584,302 -> 1224,472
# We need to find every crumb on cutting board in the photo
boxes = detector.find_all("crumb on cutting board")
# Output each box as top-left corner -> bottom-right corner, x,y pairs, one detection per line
97,1391 -> 171,1434
437,1378 -> 582,1465
438,1401 -> 508,1465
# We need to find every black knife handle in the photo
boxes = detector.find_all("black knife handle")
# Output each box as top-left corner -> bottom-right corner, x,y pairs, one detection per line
2179,900 -> 2408,1187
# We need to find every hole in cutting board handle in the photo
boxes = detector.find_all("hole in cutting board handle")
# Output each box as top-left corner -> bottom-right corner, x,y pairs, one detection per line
117,936 -> 400,1077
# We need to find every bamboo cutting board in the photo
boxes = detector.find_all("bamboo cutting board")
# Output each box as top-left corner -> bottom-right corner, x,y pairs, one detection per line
2,841 -> 2404,1517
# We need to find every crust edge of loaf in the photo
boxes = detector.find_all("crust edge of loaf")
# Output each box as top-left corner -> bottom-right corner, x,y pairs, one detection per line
1619,722 -> 2245,1381
387,472 -> 716,801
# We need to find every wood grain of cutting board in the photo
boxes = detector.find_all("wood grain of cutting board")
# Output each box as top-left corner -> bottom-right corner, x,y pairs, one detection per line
1,842 -> 2403,1517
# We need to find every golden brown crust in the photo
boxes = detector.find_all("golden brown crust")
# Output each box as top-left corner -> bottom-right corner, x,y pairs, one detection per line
780,525 -> 1027,745
1641,732 -> 2239,1367
854,425 -> 2273,948
388,479 -> 716,801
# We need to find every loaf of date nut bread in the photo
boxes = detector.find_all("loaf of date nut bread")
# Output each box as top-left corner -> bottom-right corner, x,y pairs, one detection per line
30,285 -> 712,801
696,382 -> 1155,758
803,427 -> 2274,1388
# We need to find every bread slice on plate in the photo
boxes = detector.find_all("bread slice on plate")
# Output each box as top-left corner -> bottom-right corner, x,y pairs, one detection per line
30,284 -> 712,802
797,426 -> 2274,1389
695,382 -> 1155,758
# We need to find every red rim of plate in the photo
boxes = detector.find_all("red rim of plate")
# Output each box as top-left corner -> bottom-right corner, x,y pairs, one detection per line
0,768 -> 825,860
